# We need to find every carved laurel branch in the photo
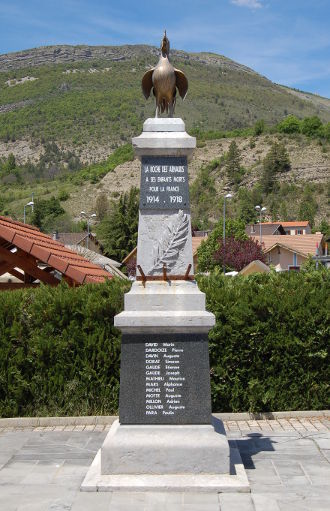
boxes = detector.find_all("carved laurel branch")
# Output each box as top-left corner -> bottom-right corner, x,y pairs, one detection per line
150,210 -> 189,272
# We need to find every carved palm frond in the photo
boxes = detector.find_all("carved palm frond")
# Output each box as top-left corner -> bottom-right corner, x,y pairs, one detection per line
151,210 -> 189,272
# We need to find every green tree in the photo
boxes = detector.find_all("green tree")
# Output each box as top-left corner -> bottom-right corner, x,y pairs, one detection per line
253,119 -> 265,136
299,185 -> 318,227
314,219 -> 329,237
196,218 -> 246,272
190,160 -> 219,229
31,196 -> 65,231
301,116 -> 322,137
6,153 -> 16,171
279,201 -> 289,222
225,141 -> 244,186
277,115 -> 301,134
95,192 -> 109,220
323,122 -> 330,141
261,142 -> 291,193
96,187 -> 139,262
236,187 -> 262,224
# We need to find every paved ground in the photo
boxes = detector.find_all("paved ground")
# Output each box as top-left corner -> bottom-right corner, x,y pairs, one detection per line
0,417 -> 329,510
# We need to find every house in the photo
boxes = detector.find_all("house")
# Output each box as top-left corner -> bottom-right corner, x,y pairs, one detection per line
246,223 -> 286,237
280,221 -> 312,235
53,231 -> 101,253
254,233 -> 325,271
246,221 -> 312,238
0,216 -> 113,290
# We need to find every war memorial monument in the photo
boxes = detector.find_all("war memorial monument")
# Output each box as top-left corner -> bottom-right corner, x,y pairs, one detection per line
82,32 -> 249,493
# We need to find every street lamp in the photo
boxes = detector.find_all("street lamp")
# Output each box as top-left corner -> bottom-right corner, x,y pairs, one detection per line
23,201 -> 34,224
223,193 -> 233,274
255,205 -> 267,244
80,211 -> 97,249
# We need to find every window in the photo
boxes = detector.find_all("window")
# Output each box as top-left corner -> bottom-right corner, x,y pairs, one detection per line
293,253 -> 297,266
297,229 -> 303,235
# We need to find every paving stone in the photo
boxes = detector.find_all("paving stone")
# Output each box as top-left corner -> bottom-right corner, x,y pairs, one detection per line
70,491 -> 111,510
273,460 -> 305,477
219,494 -> 254,510
311,436 -> 330,450
0,424 -> 328,510
183,492 -> 219,506
110,491 -> 145,511
94,425 -> 106,431
84,425 -> 95,432
278,496 -> 330,511
252,493 -> 281,511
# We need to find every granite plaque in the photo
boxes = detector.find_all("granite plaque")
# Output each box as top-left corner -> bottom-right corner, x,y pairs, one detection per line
140,156 -> 189,210
119,333 -> 212,425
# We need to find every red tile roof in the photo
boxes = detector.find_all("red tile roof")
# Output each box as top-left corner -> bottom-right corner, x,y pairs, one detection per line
254,234 -> 324,257
261,221 -> 310,227
0,216 -> 112,285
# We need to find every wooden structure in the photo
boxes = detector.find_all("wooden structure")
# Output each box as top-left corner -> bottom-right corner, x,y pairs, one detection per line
0,216 -> 113,290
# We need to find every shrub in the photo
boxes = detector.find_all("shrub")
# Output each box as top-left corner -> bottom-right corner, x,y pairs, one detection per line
0,279 -> 130,417
0,272 -> 329,416
301,116 -> 323,137
196,218 -> 246,272
253,119 -> 265,136
213,236 -> 266,271
277,115 -> 301,134
198,271 -> 330,412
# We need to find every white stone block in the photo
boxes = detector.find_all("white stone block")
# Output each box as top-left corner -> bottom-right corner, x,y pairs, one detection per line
124,281 -> 206,312
100,419 -> 229,475
132,118 -> 196,161
143,118 -> 186,132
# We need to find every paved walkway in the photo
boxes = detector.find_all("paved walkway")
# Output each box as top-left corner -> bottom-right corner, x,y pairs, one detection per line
0,416 -> 329,510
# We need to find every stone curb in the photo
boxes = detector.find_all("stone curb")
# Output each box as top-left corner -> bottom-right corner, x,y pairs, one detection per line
0,411 -> 328,428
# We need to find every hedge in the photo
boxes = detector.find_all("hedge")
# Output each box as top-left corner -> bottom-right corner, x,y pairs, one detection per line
0,279 -> 129,417
0,271 -> 329,417
198,270 -> 329,412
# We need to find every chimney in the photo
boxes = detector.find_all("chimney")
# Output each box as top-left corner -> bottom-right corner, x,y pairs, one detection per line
52,230 -> 58,240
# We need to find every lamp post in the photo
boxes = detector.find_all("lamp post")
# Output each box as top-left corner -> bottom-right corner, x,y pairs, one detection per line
80,211 -> 97,249
23,201 -> 34,224
255,205 -> 267,244
223,193 -> 233,274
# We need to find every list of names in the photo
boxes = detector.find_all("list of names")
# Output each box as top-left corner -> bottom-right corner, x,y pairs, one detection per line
145,342 -> 186,417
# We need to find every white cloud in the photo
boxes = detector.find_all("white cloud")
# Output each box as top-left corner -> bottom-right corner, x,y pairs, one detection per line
231,0 -> 263,8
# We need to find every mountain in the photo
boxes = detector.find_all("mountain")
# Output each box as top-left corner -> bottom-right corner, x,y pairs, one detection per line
0,44 -> 330,165
0,45 -> 329,232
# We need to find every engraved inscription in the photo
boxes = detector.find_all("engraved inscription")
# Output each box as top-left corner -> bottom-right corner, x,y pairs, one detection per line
145,342 -> 185,417
119,334 -> 212,425
140,156 -> 189,210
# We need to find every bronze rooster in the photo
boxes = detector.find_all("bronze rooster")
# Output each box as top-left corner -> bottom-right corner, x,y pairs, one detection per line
142,31 -> 188,117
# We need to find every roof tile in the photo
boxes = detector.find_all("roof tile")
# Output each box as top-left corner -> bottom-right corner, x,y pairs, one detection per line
0,216 -> 112,285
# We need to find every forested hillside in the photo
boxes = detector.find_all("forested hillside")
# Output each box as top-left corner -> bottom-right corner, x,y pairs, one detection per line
0,44 -> 329,245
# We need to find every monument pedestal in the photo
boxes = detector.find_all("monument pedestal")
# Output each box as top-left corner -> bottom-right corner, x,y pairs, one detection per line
81,119 -> 249,493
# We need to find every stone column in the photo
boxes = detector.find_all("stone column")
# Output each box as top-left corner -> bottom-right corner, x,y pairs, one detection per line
81,118 -> 249,492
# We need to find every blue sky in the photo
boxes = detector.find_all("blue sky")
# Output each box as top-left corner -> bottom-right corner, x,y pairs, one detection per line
0,0 -> 329,97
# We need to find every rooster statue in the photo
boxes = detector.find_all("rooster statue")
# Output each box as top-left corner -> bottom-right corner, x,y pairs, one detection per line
141,31 -> 188,117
